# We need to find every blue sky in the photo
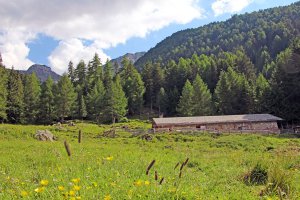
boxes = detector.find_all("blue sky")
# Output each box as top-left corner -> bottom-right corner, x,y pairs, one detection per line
0,0 -> 298,74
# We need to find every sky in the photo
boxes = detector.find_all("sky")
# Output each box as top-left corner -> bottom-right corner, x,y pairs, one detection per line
0,0 -> 298,74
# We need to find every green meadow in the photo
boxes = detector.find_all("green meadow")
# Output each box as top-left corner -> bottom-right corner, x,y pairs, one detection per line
0,121 -> 300,199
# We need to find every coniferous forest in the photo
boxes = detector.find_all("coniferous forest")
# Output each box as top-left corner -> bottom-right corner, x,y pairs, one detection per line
0,2 -> 300,124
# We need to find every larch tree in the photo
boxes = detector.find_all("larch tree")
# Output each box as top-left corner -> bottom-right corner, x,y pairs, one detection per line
121,57 -> 145,115
87,78 -> 105,122
39,76 -> 55,124
23,73 -> 41,124
192,74 -> 213,116
177,80 -> 194,116
7,69 -> 24,123
0,66 -> 8,122
55,74 -> 76,121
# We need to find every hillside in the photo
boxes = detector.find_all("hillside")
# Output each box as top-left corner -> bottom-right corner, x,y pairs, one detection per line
19,64 -> 61,82
136,1 -> 300,70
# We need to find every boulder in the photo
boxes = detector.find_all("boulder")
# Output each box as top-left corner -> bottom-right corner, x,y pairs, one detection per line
35,130 -> 55,141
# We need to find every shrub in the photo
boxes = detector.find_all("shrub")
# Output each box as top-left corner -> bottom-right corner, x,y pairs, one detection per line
244,163 -> 268,185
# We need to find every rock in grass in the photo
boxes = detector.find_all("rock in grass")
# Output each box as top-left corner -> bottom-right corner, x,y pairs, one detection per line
35,130 -> 55,141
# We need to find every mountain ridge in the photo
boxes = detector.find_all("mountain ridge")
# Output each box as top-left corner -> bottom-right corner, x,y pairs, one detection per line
18,64 -> 61,82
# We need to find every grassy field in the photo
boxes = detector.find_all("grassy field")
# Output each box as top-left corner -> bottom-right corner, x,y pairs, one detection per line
0,121 -> 300,200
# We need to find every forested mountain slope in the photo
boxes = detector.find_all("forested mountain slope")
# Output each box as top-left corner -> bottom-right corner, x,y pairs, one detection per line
136,1 -> 300,71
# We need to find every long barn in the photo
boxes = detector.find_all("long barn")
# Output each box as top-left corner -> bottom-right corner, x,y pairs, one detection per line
152,114 -> 283,133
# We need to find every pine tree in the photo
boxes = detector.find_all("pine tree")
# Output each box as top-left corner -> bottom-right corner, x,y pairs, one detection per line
177,80 -> 194,116
55,74 -> 76,121
156,87 -> 168,116
167,87 -> 180,115
68,61 -> 76,84
39,77 -> 55,124
87,78 -> 105,122
192,75 -> 213,115
215,67 -> 252,114
104,75 -> 127,123
75,60 -> 87,94
78,94 -> 87,119
0,66 -> 8,122
7,69 -> 24,123
23,73 -> 41,124
87,53 -> 102,91
121,57 -> 145,114
254,73 -> 270,112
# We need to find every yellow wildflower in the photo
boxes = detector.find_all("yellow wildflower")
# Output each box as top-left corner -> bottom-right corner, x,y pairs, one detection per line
104,194 -> 111,200
71,178 -> 80,184
40,179 -> 49,186
34,187 -> 45,193
134,180 -> 143,186
58,186 -> 65,191
76,197 -> 81,200
144,180 -> 150,185
105,156 -> 114,161
69,190 -> 75,196
20,190 -> 29,197
73,185 -> 81,191
92,182 -> 98,187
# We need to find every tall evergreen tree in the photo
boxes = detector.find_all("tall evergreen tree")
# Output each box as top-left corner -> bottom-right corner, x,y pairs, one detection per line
192,75 -> 213,115
215,67 -> 252,114
87,78 -> 105,122
267,41 -> 300,120
254,73 -> 270,112
7,69 -> 24,123
121,57 -> 145,114
104,75 -> 127,123
39,77 -> 55,124
68,61 -> 76,84
87,53 -> 102,91
23,73 -> 41,124
177,80 -> 194,116
156,87 -> 168,116
75,60 -> 87,94
55,74 -> 76,121
0,66 -> 8,122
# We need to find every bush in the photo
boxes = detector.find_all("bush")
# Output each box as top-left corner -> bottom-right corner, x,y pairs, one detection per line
244,163 -> 268,185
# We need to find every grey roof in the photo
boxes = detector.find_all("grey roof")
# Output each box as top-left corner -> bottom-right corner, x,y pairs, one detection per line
153,114 -> 283,126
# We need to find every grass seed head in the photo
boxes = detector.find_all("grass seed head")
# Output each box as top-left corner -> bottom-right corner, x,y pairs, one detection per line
78,130 -> 82,143
146,160 -> 155,175
64,140 -> 71,157
159,177 -> 164,185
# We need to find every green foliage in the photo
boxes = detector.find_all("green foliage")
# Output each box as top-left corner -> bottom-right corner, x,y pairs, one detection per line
177,80 -> 194,116
156,87 -> 168,115
136,2 -> 300,69
215,67 -> 253,114
39,77 -> 55,124
87,79 -> 105,122
267,40 -> 300,121
6,69 -> 24,123
23,73 -> 41,124
192,75 -> 213,115
120,57 -> 145,114
0,66 -> 8,121
55,74 -> 76,120
244,163 -> 268,185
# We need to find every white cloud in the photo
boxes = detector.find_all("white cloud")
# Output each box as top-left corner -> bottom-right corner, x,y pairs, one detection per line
0,0 -> 204,74
0,29 -> 35,70
212,0 -> 253,16
48,39 -> 110,74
